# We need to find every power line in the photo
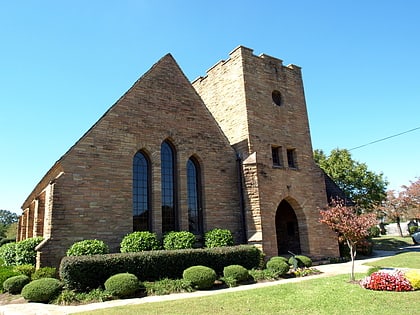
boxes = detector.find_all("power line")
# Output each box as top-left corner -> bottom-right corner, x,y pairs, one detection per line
349,126 -> 420,151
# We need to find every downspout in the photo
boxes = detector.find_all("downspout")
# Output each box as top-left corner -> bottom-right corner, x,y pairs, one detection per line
236,152 -> 248,244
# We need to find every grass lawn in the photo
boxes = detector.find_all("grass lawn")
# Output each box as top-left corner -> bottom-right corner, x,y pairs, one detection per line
74,273 -> 420,315
372,235 -> 414,251
364,251 -> 420,269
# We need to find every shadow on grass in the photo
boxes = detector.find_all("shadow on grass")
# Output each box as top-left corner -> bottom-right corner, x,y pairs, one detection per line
372,236 -> 414,251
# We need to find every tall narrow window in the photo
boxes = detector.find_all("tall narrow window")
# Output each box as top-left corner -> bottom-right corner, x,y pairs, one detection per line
287,149 -> 297,169
272,146 -> 283,167
161,141 -> 177,233
133,151 -> 151,231
187,157 -> 203,235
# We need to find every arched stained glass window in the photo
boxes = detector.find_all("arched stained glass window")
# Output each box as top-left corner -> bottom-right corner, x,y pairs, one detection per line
187,157 -> 203,235
161,141 -> 178,233
133,151 -> 151,231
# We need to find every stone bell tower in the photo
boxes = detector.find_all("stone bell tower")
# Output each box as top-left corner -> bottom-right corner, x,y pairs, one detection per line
193,46 -> 338,259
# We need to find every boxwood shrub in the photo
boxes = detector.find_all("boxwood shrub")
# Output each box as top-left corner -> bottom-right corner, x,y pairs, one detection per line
66,239 -> 109,256
0,267 -> 20,292
15,237 -> 43,266
204,228 -> 234,248
223,264 -> 249,282
21,278 -> 63,303
288,255 -> 312,268
60,245 -> 261,292
104,273 -> 141,298
32,267 -> 57,280
120,231 -> 160,253
183,265 -> 216,290
266,257 -> 290,276
3,275 -> 30,294
163,231 -> 196,250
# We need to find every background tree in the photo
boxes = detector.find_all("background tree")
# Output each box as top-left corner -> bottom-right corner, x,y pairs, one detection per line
314,148 -> 388,211
319,200 -> 377,281
403,178 -> 420,220
376,190 -> 407,237
0,209 -> 18,238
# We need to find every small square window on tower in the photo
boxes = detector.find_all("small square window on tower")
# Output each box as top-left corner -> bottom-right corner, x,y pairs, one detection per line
287,148 -> 297,169
272,146 -> 283,167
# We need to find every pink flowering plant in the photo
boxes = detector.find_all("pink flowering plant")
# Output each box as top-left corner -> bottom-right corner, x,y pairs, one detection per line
360,270 -> 413,292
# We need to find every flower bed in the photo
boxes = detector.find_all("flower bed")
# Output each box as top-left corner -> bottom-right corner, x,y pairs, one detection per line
360,269 -> 414,292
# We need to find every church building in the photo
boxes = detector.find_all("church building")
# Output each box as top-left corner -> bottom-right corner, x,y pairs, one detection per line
18,46 -> 339,268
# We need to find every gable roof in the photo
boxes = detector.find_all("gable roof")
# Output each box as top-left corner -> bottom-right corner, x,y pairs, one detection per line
22,53 -> 230,209
323,171 -> 354,206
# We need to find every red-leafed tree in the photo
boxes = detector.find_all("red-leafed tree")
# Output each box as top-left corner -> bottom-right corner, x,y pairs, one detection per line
319,200 -> 377,281
376,190 -> 407,237
376,179 -> 420,236
403,178 -> 420,220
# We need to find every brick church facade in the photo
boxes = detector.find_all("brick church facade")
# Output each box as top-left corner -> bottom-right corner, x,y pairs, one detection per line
18,46 -> 339,268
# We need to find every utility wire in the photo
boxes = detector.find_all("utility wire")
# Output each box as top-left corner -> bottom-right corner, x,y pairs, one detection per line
349,126 -> 420,151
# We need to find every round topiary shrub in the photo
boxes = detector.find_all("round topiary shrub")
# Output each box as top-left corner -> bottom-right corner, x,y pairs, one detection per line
266,258 -> 290,276
120,231 -> 160,253
204,228 -> 234,248
104,273 -> 140,298
3,275 -> 30,294
66,239 -> 109,256
163,231 -> 196,250
268,256 -> 289,266
0,267 -> 20,290
21,278 -> 63,303
223,265 -> 249,282
183,265 -> 217,290
288,255 -> 312,268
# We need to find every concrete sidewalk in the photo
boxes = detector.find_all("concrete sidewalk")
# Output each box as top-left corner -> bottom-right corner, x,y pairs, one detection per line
0,249 -> 415,315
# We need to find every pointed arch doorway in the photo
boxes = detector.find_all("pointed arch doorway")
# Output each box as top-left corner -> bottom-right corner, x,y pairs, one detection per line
275,199 -> 301,255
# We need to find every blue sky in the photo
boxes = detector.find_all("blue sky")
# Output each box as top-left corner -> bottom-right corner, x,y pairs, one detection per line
1,1 -> 419,214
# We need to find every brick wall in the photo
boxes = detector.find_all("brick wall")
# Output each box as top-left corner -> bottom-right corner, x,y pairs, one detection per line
30,54 -> 242,268
193,46 -> 339,259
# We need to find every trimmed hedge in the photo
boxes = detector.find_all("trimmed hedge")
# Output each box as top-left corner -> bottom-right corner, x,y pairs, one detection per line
60,245 -> 262,291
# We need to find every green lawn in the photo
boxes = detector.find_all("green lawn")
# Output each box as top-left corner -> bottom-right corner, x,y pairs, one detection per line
71,238 -> 419,314
364,251 -> 420,269
74,273 -> 420,315
372,235 -> 414,251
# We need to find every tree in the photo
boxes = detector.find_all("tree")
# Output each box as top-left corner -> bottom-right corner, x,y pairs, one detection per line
314,148 -> 388,211
376,190 -> 407,237
376,179 -> 420,236
0,210 -> 18,226
0,210 -> 18,238
319,200 -> 377,281
403,178 -> 420,220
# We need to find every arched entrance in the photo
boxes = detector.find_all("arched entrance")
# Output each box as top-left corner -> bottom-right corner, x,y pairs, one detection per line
275,199 -> 301,255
